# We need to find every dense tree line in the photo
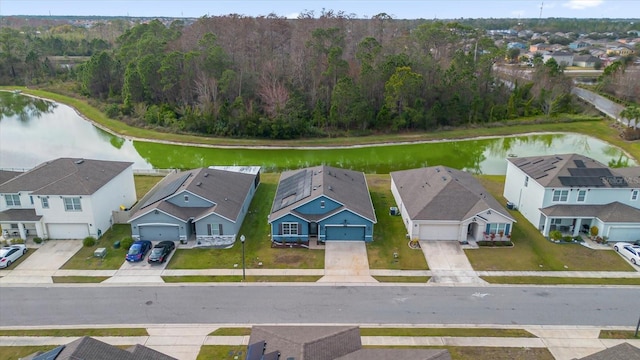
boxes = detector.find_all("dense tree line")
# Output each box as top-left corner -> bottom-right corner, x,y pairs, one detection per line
1,15 -> 591,138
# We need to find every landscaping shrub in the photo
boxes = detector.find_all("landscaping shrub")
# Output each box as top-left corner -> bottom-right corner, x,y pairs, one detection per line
83,236 -> 96,247
33,237 -> 43,244
562,236 -> 573,242
120,237 -> 134,250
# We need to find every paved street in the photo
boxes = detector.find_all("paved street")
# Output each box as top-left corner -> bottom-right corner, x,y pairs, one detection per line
1,284 -> 637,327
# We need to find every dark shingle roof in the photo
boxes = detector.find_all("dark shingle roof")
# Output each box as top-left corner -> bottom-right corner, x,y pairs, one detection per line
270,166 -> 376,223
249,326 -> 362,360
508,154 -> 636,188
0,170 -> 23,185
0,158 -> 132,195
0,208 -> 42,222
541,202 -> 640,222
26,336 -> 177,360
577,342 -> 640,360
336,348 -> 451,360
391,166 -> 513,221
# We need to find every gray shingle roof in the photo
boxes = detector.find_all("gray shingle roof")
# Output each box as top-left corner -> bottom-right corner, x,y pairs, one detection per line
0,208 -> 42,222
249,326 -> 362,360
336,348 -> 451,360
576,342 -> 640,360
541,202 -> 640,222
25,336 -> 177,360
270,166 -> 376,223
129,167 -> 258,223
507,154 -> 637,188
0,158 -> 132,195
0,170 -> 22,185
391,166 -> 513,221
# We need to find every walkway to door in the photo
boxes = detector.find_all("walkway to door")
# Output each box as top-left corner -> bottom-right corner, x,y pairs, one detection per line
317,241 -> 377,283
419,240 -> 485,284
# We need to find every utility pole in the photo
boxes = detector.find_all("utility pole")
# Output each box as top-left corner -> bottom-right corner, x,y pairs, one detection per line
539,2 -> 544,19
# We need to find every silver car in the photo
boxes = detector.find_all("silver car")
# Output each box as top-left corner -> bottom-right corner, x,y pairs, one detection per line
0,244 -> 28,268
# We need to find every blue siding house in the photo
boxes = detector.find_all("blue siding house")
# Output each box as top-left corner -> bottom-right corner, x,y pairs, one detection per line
269,166 -> 376,243
129,166 -> 260,248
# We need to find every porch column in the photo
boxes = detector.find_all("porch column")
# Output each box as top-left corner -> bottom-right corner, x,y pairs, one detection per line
18,222 -> 26,240
572,219 -> 581,237
542,216 -> 551,237
35,222 -> 44,239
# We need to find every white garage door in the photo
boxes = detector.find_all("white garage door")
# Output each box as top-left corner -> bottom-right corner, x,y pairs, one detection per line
418,224 -> 459,241
607,227 -> 640,242
47,223 -> 89,239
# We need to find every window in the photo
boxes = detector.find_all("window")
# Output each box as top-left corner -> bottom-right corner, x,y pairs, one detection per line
30,196 -> 34,205
63,197 -> 82,211
184,195 -> 189,202
41,197 -> 49,209
577,190 -> 587,202
282,222 -> 299,235
552,189 -> 569,202
632,190 -> 639,201
207,223 -> 222,236
5,194 -> 20,206
524,176 -> 529,187
551,218 -> 563,225
485,223 -> 510,235
320,200 -> 325,209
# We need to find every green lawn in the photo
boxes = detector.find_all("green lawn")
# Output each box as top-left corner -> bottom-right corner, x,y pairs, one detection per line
366,175 -> 428,270
373,276 -> 430,283
60,224 -> 131,270
196,345 -> 247,360
0,328 -> 148,336
0,346 -> 57,360
209,328 -> 252,336
134,175 -> 163,201
52,276 -> 110,283
599,330 -> 640,339
167,173 -> 324,270
360,328 -> 536,337
483,276 -> 640,285
162,275 -> 322,282
466,176 -> 635,271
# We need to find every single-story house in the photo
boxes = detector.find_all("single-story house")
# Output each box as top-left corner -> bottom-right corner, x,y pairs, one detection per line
129,166 -> 260,247
0,158 -> 135,240
503,154 -> 640,241
390,166 -> 515,242
22,336 -> 176,360
543,51 -> 574,66
269,165 -> 376,243
249,326 -> 451,360
573,55 -> 600,68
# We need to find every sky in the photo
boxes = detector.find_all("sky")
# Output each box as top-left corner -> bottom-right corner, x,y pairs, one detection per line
1,0 -> 639,19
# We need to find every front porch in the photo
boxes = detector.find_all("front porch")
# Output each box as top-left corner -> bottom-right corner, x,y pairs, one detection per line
0,209 -> 44,240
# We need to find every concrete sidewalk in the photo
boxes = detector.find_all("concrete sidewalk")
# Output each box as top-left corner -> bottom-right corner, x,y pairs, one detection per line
1,325 -> 639,360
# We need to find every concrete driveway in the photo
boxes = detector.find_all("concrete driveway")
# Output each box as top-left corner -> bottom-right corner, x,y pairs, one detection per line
419,241 -> 485,284
0,240 -> 82,283
101,242 -> 176,283
318,241 -> 377,283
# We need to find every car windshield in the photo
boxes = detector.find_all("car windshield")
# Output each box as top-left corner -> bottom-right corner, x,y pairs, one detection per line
151,248 -> 163,256
128,245 -> 141,255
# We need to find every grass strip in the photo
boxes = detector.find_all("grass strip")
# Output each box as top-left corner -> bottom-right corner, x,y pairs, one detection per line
162,275 -> 322,283
482,276 -> 640,285
0,346 -> 57,360
364,346 -> 554,360
599,330 -> 640,339
359,328 -> 536,338
373,276 -> 430,283
208,328 -> 252,336
52,276 -> 110,283
197,345 -> 247,360
0,328 -> 148,337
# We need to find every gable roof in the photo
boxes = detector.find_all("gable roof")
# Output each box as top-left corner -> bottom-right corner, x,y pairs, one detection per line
508,154 -> 637,188
130,167 -> 258,222
391,166 -> 513,222
0,158 -> 132,195
270,165 -> 376,223
576,342 -> 640,360
24,336 -> 177,360
0,170 -> 22,185
541,202 -> 640,222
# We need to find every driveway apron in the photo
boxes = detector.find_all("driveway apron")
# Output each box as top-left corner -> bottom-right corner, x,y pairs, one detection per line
0,240 -> 82,284
318,241 -> 377,283
419,240 -> 485,284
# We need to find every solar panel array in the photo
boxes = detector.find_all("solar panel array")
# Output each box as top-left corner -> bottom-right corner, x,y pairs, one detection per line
515,156 -> 562,180
273,170 -> 312,211
558,176 -> 605,187
568,168 -> 612,177
574,159 -> 586,168
141,173 -> 191,209
32,346 -> 65,360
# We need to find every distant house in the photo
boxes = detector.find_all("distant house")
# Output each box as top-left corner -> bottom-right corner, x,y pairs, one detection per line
573,55 -> 600,67
606,45 -> 635,56
21,336 -> 176,360
543,51 -> 574,66
0,158 -> 135,240
248,326 -> 451,360
507,42 -> 527,50
129,166 -> 260,247
269,166 -> 376,243
503,154 -> 640,241
530,43 -> 552,52
391,167 -> 514,243
569,41 -> 591,50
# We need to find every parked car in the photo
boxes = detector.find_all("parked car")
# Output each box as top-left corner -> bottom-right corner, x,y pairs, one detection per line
0,244 -> 27,269
148,241 -> 175,264
613,242 -> 640,265
125,240 -> 152,262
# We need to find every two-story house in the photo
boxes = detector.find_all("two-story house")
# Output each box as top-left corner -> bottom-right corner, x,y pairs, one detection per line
128,166 -> 260,247
0,158 -> 135,240
269,166 -> 376,243
503,154 -> 640,242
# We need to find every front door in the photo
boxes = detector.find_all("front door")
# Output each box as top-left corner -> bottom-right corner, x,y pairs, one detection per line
309,222 -> 318,237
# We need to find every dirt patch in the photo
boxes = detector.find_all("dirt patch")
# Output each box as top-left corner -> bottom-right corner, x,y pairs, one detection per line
274,253 -> 304,265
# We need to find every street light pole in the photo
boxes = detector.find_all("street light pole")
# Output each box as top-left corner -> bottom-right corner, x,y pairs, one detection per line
240,234 -> 246,281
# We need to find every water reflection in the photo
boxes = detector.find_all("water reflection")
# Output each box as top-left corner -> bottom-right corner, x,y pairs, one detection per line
0,92 -> 636,174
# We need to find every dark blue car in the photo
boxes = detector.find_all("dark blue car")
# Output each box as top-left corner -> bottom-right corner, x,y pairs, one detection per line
125,240 -> 152,262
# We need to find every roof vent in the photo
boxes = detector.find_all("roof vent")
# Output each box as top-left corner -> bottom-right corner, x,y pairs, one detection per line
204,173 -> 209,177
74,159 -> 84,164
328,185 -> 333,191
196,182 -> 202,186
436,168 -> 440,172
225,197 -> 228,201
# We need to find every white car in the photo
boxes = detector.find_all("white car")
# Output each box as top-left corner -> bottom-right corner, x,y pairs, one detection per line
613,242 -> 640,265
0,244 -> 28,268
